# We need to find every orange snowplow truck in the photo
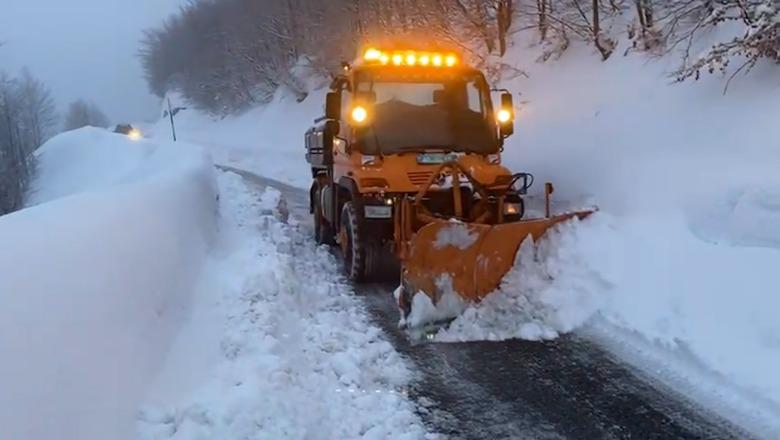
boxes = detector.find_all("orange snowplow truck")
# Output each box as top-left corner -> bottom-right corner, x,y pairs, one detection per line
306,47 -> 592,319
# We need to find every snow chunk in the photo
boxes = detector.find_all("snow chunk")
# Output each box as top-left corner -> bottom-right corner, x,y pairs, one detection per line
433,223 -> 478,250
405,275 -> 469,329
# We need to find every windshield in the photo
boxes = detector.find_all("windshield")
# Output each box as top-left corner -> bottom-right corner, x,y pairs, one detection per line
351,71 -> 498,155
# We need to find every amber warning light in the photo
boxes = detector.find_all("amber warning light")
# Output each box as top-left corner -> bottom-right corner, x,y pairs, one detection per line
362,48 -> 459,67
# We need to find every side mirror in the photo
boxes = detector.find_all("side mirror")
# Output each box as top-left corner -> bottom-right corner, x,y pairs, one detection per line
325,92 -> 341,120
498,91 -> 515,138
501,91 -> 514,110
305,119 -> 340,167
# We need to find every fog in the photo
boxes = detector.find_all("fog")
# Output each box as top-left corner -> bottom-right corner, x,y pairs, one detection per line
0,0 -> 187,125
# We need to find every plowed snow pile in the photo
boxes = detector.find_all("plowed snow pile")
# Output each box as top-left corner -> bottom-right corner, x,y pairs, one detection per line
435,216 -> 619,342
0,128 -> 218,440
137,172 -> 426,439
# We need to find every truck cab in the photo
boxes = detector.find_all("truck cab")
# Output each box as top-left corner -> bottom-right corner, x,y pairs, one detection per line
306,47 -> 523,281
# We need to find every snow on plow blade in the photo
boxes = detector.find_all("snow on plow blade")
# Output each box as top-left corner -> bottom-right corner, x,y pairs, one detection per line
403,211 -> 594,302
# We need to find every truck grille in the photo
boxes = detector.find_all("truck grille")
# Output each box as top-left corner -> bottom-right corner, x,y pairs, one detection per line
407,171 -> 434,186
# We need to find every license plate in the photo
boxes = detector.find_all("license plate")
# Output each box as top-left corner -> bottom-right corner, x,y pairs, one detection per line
364,205 -> 392,219
417,153 -> 458,164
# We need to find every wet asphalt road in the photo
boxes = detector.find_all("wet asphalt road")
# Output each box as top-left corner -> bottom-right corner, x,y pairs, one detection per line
221,165 -> 756,440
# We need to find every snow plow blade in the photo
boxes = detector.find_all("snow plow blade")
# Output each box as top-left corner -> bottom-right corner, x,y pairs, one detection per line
402,211 -> 594,302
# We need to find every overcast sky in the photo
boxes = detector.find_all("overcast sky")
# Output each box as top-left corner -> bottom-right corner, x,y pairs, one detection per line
0,0 -> 188,124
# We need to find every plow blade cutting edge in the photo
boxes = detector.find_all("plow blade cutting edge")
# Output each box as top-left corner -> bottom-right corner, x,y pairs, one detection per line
402,211 -> 594,302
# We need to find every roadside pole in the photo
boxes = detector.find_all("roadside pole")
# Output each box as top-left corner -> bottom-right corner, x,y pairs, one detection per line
167,97 -> 177,142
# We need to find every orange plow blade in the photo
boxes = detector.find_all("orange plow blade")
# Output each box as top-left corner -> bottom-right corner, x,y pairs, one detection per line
402,211 -> 594,302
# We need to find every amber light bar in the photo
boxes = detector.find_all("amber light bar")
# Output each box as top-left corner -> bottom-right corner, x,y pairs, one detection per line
363,48 -> 459,67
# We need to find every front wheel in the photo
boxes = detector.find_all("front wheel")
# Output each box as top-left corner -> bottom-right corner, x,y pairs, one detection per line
339,202 -> 367,282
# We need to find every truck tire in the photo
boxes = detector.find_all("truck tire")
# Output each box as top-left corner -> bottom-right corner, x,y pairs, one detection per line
314,190 -> 336,246
339,201 -> 367,282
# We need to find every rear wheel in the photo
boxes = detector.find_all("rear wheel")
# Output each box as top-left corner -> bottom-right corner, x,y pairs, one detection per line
313,189 -> 335,246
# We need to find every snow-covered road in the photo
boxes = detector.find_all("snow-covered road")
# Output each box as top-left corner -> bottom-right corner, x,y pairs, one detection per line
137,170 -> 427,439
226,166 -> 756,440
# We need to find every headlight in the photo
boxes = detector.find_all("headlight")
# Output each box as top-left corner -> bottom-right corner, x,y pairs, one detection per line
352,106 -> 368,123
497,109 -> 512,123
503,202 -> 522,216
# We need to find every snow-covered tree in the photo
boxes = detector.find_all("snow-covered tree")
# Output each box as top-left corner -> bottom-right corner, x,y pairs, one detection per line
673,0 -> 780,86
64,99 -> 109,131
139,0 -> 779,114
0,70 -> 57,214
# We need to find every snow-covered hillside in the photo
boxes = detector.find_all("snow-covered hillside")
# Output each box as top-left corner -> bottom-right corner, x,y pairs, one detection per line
0,128 -> 218,439
151,40 -> 780,436
502,40 -> 780,433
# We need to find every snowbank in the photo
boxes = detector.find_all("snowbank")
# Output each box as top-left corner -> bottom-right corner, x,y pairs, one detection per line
137,172 -> 426,439
497,38 -> 780,414
0,128 -> 218,440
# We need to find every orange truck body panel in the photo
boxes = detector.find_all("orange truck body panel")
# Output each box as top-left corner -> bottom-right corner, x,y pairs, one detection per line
333,151 -> 512,194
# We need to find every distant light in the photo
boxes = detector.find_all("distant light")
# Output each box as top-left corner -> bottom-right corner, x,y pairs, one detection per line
445,54 -> 458,67
379,54 -> 390,65
432,55 -> 443,67
406,53 -> 416,66
127,128 -> 142,140
392,54 -> 403,66
419,55 -> 430,66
